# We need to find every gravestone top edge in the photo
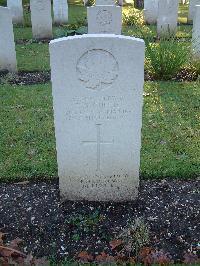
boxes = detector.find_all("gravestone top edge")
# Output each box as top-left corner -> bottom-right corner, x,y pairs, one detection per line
0,6 -> 10,11
49,34 -> 145,46
94,4 -> 116,5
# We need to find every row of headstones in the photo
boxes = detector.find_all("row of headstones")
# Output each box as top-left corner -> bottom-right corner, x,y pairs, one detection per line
7,0 -> 68,38
0,0 -> 122,73
4,0 -> 199,39
0,0 -> 64,73
0,0 -> 69,72
140,0 -> 200,60
144,0 -> 200,26
1,0 -> 200,74
89,0 -> 200,37
7,0 -> 68,26
144,0 -> 200,57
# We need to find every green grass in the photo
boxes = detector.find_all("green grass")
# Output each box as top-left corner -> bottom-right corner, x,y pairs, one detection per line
0,83 -> 56,181
141,82 -> 200,178
68,4 -> 87,24
14,23 -> 192,42
122,25 -> 192,39
16,43 -> 50,71
0,82 -> 199,181
14,27 -> 33,40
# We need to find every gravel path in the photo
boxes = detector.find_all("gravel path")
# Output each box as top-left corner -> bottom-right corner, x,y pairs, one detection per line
0,179 -> 199,262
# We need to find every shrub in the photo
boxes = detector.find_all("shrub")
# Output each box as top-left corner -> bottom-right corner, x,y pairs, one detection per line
54,19 -> 87,38
189,38 -> 200,78
123,7 -> 144,26
145,37 -> 190,80
85,0 -> 95,6
118,218 -> 150,256
188,58 -> 200,79
131,20 -> 190,80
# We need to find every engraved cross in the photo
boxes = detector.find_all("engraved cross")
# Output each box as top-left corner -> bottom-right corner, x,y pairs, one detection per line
82,124 -> 114,171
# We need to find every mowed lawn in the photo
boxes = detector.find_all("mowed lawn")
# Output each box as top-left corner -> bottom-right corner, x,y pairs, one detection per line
0,82 -> 199,181
0,2 -> 199,182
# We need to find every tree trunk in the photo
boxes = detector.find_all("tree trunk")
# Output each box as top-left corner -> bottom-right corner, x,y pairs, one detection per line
134,0 -> 144,9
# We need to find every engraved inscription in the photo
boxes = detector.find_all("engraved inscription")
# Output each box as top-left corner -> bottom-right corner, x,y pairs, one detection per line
80,173 -> 129,189
96,10 -> 112,26
76,49 -> 119,90
82,124 -> 114,171
65,96 -> 133,121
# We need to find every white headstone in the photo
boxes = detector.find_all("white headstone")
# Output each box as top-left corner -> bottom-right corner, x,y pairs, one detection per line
30,0 -> 52,39
0,7 -> 17,73
87,6 -> 122,34
50,34 -> 145,202
192,5 -> 200,57
144,0 -> 158,24
53,0 -> 68,25
188,0 -> 200,21
7,0 -> 24,25
83,0 -> 88,6
96,0 -> 116,5
180,0 -> 187,4
157,0 -> 179,37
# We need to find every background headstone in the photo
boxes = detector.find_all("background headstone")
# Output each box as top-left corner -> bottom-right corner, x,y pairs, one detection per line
180,0 -> 188,4
50,34 -> 145,202
53,0 -> 68,25
87,6 -> 122,34
83,0 -> 88,6
144,0 -> 158,24
30,0 -> 52,39
0,7 -> 17,73
157,0 -> 179,37
192,5 -> 200,57
7,0 -> 24,25
188,0 -> 200,21
95,0 -> 116,5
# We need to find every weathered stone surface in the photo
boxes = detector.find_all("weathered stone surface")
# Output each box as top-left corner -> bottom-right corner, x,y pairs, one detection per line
0,7 -> 17,73
30,0 -> 52,39
53,0 -> 68,25
144,0 -> 158,24
192,5 -> 200,58
50,34 -> 145,202
188,0 -> 200,21
7,0 -> 24,25
157,0 -> 179,37
87,6 -> 122,34
95,0 -> 116,5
